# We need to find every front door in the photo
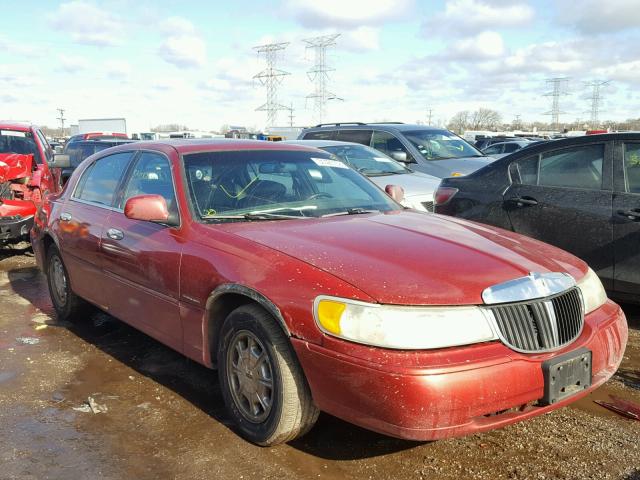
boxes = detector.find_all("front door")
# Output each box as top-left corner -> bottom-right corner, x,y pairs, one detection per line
503,142 -> 614,288
612,141 -> 640,295
99,151 -> 183,350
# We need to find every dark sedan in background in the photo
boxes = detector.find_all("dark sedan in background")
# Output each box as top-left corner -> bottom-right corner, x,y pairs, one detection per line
435,132 -> 640,302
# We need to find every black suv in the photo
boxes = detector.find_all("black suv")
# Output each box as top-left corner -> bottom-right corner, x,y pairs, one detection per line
298,122 -> 491,178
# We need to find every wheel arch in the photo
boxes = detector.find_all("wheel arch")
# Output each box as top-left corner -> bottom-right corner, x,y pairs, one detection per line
205,284 -> 291,368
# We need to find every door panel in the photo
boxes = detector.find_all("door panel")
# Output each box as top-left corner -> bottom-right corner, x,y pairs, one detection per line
613,141 -> 640,295
100,151 -> 183,350
504,142 -> 614,288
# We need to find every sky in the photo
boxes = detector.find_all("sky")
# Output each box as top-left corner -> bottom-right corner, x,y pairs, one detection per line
1,0 -> 639,133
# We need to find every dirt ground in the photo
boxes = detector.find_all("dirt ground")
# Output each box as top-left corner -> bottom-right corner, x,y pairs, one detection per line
1,246 -> 639,480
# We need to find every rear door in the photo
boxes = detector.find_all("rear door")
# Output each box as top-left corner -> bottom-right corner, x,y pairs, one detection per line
99,151 -> 183,350
58,151 -> 135,307
504,142 -> 614,288
612,141 -> 640,295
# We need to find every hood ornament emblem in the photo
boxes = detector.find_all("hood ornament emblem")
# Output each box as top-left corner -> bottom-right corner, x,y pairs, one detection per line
482,272 -> 576,305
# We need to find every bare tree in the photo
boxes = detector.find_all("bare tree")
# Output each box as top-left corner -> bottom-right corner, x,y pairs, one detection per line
469,108 -> 502,130
447,111 -> 470,134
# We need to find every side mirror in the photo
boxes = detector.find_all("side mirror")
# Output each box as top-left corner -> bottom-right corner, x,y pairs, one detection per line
49,154 -> 71,168
124,194 -> 170,223
390,151 -> 408,163
385,184 -> 405,204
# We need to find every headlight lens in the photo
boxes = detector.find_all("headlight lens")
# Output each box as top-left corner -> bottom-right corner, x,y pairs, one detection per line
314,296 -> 497,350
577,267 -> 607,314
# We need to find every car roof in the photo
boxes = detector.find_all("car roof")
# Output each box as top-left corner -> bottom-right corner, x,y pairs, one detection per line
105,138 -> 324,155
304,123 -> 446,133
283,139 -> 365,148
69,139 -> 136,146
488,140 -> 530,147
0,121 -> 34,132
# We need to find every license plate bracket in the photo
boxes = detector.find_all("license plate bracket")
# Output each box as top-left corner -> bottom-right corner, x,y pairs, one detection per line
540,347 -> 592,406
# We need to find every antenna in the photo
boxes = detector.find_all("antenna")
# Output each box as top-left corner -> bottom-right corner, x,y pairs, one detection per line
544,77 -> 570,130
303,34 -> 341,124
56,108 -> 66,136
253,42 -> 290,128
585,80 -> 610,128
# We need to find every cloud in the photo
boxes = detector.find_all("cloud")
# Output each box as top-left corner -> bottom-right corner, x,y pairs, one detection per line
557,0 -> 640,34
158,17 -> 206,68
341,27 -> 380,52
423,0 -> 534,36
104,60 -> 131,80
0,36 -> 45,58
58,54 -> 88,73
49,1 -> 122,46
450,31 -> 505,60
288,0 -> 414,27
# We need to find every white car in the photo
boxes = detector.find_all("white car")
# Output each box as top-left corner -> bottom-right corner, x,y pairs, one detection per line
284,140 -> 440,212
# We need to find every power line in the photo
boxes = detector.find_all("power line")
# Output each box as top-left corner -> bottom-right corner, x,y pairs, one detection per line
585,80 -> 610,128
544,77 -> 570,130
253,42 -> 290,128
303,34 -> 342,124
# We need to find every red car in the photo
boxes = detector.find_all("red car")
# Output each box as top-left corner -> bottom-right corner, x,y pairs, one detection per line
32,140 -> 627,446
0,122 -> 63,243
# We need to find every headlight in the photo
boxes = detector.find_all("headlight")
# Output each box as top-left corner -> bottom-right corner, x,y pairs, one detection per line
577,267 -> 607,314
314,296 -> 497,350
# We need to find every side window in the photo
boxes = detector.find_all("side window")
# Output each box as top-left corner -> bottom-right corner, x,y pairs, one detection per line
302,130 -> 336,141
73,152 -> 133,206
371,131 -> 411,157
539,144 -> 604,190
35,130 -> 51,163
120,152 -> 177,214
484,144 -> 503,155
512,155 -> 538,184
336,129 -> 373,146
504,144 -> 520,153
624,143 -> 640,194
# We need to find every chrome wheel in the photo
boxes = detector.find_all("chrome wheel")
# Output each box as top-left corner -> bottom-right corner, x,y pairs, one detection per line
49,255 -> 68,307
226,330 -> 274,423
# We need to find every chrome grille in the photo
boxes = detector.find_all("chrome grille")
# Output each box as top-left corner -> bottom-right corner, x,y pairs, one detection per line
421,201 -> 434,212
488,288 -> 583,353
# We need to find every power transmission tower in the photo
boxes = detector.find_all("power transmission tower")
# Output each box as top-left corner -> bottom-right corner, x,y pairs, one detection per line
303,34 -> 341,124
253,42 -> 290,128
585,80 -> 610,128
426,107 -> 433,125
288,102 -> 295,127
56,108 -> 66,136
544,77 -> 570,130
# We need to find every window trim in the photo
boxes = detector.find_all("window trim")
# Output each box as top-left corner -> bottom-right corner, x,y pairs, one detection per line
621,141 -> 640,195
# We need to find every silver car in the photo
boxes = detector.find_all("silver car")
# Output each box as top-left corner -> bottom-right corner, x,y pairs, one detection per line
284,140 -> 441,212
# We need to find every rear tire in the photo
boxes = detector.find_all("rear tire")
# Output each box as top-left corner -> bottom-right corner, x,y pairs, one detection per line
45,244 -> 90,322
218,304 -> 319,446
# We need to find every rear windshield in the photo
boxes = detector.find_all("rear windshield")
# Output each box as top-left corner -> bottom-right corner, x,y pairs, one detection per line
0,130 -> 41,163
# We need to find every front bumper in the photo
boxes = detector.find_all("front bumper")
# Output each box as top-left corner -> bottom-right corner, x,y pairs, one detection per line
293,300 -> 627,441
0,214 -> 34,242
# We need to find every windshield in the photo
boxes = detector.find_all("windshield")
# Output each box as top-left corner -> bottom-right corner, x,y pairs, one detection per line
184,150 -> 400,221
403,130 -> 483,161
320,144 -> 407,175
0,130 -> 40,160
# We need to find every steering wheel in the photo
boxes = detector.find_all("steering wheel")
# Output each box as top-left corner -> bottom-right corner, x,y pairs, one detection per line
307,192 -> 333,200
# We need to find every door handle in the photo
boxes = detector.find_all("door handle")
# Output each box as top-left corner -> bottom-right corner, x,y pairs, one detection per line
106,228 -> 124,240
617,209 -> 640,221
506,196 -> 538,207
59,212 -> 72,222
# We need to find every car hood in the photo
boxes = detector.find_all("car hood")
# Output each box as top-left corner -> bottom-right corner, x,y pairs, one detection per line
0,153 -> 33,182
221,211 -> 586,305
423,156 -> 494,178
368,171 -> 439,198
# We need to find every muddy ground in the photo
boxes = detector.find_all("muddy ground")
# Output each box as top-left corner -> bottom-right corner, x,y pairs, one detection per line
0,246 -> 639,480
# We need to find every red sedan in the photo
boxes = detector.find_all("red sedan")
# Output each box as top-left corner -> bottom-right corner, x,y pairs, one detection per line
32,140 -> 627,446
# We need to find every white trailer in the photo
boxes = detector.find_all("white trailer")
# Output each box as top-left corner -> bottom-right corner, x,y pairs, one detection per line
78,118 -> 127,135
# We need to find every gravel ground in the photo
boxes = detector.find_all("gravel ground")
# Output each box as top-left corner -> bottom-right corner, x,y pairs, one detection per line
0,246 -> 639,480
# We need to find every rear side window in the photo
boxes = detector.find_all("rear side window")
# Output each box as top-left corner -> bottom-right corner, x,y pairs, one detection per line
514,144 -> 604,190
483,144 -> 503,155
624,143 -> 640,194
302,130 -> 336,141
73,152 -> 133,206
335,129 -> 373,146
504,143 -> 521,153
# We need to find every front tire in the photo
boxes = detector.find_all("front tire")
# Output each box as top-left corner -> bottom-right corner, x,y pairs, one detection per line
46,244 -> 90,322
218,304 -> 319,446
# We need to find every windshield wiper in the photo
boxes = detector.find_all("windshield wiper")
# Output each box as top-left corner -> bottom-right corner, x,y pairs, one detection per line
321,208 -> 379,218
202,212 -> 307,221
